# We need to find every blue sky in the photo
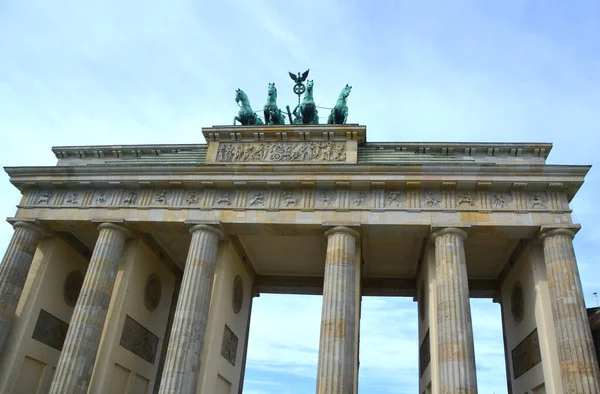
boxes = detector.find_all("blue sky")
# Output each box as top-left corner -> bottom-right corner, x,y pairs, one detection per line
1,1 -> 599,393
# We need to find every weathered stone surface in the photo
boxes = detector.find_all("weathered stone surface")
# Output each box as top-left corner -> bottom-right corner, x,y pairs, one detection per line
316,226 -> 359,394
0,221 -> 44,356
158,224 -> 224,394
511,328 -> 541,379
432,227 -> 478,394
49,223 -> 130,394
540,228 -> 600,392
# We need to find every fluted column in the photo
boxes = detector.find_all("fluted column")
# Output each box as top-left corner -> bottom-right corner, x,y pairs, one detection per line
316,226 -> 359,394
540,228 -> 600,392
0,221 -> 45,356
158,224 -> 224,394
432,227 -> 477,394
49,223 -> 130,394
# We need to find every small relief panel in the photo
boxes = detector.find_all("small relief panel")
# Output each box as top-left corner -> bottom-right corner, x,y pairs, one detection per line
119,315 -> 159,364
215,191 -> 233,207
456,192 -> 476,208
491,192 -> 511,209
351,191 -> 371,208
64,192 -> 81,205
151,190 -> 171,206
35,191 -> 55,205
122,190 -> 139,206
512,328 -> 542,379
281,191 -> 301,208
93,190 -> 111,206
386,190 -> 406,208
184,190 -> 202,206
422,191 -> 442,208
32,309 -> 69,351
316,190 -> 336,209
527,192 -> 547,209
419,330 -> 431,377
221,325 -> 239,366
247,191 -> 267,208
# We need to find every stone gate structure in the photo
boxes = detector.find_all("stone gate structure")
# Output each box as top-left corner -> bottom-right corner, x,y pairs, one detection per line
0,124 -> 598,393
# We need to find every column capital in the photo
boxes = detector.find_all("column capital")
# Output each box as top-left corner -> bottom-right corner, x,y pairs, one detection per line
12,221 -> 45,237
538,227 -> 576,242
324,226 -> 360,240
430,227 -> 467,241
97,222 -> 132,238
189,224 -> 225,240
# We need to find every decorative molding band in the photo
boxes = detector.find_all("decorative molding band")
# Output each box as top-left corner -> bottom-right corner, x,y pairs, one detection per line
21,187 -> 568,213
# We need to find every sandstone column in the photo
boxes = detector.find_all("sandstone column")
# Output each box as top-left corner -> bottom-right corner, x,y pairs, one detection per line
158,224 -> 224,394
432,227 -> 477,394
540,228 -> 600,392
49,223 -> 130,394
0,221 -> 44,356
316,226 -> 359,394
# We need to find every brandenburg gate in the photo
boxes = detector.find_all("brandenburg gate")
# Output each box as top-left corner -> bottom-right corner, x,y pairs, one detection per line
0,124 -> 598,393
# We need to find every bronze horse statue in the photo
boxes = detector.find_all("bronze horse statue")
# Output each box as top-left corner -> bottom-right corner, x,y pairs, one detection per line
263,83 -> 285,125
327,84 -> 352,124
233,89 -> 264,125
288,80 -> 319,124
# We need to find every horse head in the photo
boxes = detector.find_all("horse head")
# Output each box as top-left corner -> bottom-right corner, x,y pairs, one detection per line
341,84 -> 352,99
307,80 -> 314,91
267,83 -> 277,99
235,88 -> 248,106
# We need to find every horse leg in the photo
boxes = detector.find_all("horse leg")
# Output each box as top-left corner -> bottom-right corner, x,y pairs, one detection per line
234,116 -> 239,125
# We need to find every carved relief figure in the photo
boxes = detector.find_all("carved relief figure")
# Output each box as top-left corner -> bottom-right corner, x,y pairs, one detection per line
388,191 -> 404,207
96,191 -> 108,204
282,192 -> 300,207
321,191 -> 333,206
66,193 -> 79,204
458,193 -> 475,207
154,190 -> 168,205
353,192 -> 367,207
217,192 -> 231,206
248,193 -> 265,207
423,192 -> 441,207
492,193 -> 507,209
186,192 -> 199,205
37,192 -> 53,204
530,193 -> 546,209
123,191 -> 138,205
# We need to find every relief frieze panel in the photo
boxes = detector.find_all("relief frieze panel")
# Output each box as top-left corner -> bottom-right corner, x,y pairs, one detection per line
23,187 -> 566,213
216,142 -> 347,163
